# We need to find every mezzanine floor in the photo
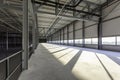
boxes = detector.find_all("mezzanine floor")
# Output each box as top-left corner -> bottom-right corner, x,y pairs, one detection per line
18,43 -> 120,80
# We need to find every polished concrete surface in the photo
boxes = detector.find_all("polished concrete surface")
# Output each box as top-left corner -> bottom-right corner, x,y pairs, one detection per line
18,43 -> 120,80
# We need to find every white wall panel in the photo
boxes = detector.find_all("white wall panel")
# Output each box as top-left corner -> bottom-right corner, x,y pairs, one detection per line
61,34 -> 63,40
103,1 -> 120,20
75,30 -> 82,39
103,18 -> 120,36
64,27 -> 67,34
85,21 -> 96,27
64,34 -> 67,40
75,21 -> 82,30
69,24 -> 73,32
85,25 -> 98,38
61,29 -> 64,35
69,32 -> 73,39
102,1 -> 120,36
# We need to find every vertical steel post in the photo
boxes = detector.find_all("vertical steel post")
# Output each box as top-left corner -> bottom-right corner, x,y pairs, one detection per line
98,7 -> 102,50
98,17 -> 102,49
6,31 -> 8,50
22,0 -> 29,70
67,25 -> 69,45
32,2 -> 37,51
60,29 -> 61,44
82,21 -> 85,47
63,28 -> 64,45
73,0 -> 75,46
73,22 -> 75,46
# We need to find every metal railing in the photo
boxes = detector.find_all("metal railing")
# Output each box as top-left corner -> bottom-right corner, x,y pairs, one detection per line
0,50 -> 23,80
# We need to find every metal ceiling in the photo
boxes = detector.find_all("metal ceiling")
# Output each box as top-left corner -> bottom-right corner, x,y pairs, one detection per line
0,0 -> 111,38
35,0 -> 107,38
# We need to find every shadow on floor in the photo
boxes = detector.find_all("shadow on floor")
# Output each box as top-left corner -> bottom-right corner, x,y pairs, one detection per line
58,49 -> 73,58
64,50 -> 82,70
18,44 -> 85,80
42,47 -> 60,50
105,54 -> 120,65
51,48 -> 69,54
95,53 -> 114,80
37,44 -> 83,80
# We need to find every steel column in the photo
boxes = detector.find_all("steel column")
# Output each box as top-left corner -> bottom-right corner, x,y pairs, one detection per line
22,0 -> 29,70
98,17 -> 102,49
29,0 -> 38,51
82,21 -> 85,47
60,29 -> 61,44
67,25 -> 69,45
73,22 -> 75,46
63,28 -> 64,45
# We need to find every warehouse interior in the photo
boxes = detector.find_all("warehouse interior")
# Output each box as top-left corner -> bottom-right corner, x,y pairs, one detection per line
0,0 -> 120,80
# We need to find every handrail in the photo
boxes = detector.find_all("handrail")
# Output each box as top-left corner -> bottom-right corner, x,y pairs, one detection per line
0,50 -> 23,63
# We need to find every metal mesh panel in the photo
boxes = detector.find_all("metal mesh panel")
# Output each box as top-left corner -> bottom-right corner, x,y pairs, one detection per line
9,64 -> 22,80
9,52 -> 22,75
0,61 -> 7,80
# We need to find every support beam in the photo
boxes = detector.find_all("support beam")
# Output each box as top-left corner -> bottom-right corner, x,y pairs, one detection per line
0,19 -> 22,32
35,1 -> 100,17
67,25 -> 69,45
36,0 -> 99,8
82,21 -> 85,47
73,22 -> 75,46
98,17 -> 102,49
38,27 -> 58,29
22,0 -> 29,70
28,0 -> 38,51
63,27 -> 64,45
60,29 -> 61,44
98,6 -> 102,50
0,4 -> 22,11
37,11 -> 98,22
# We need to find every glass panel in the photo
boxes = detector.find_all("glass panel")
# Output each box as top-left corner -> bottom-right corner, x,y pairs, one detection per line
117,36 -> 120,45
92,38 -> 98,44
102,37 -> 116,45
69,40 -> 73,44
85,38 -> 91,44
75,39 -> 82,44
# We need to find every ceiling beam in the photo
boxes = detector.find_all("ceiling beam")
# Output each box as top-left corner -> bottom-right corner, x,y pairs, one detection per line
37,10 -> 98,22
35,1 -> 100,17
35,0 -> 99,8
0,3 -> 22,10
38,27 -> 59,29
0,19 -> 22,32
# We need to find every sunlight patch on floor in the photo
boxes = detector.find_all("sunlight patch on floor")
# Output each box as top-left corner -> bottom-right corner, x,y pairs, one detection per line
47,47 -> 67,53
55,49 -> 79,65
71,51 -> 111,80
42,44 -> 67,53
97,53 -> 120,80
52,48 -> 74,58
41,43 -> 120,80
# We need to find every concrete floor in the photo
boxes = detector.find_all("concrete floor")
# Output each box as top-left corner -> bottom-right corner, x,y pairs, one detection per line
18,43 -> 120,80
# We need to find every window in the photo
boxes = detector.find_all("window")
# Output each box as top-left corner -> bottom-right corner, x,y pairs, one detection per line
69,40 -> 73,44
75,39 -> 82,44
92,38 -> 98,44
102,37 -> 116,45
85,38 -> 91,44
58,40 -> 60,43
61,40 -> 63,43
64,40 -> 67,44
117,36 -> 120,45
